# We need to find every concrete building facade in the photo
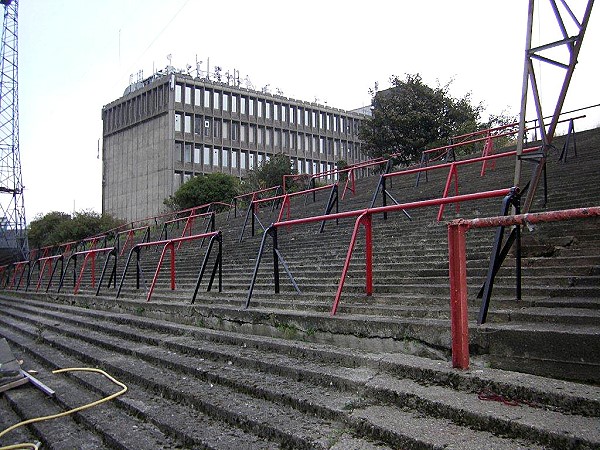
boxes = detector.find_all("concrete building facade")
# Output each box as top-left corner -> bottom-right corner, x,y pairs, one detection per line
101,69 -> 366,222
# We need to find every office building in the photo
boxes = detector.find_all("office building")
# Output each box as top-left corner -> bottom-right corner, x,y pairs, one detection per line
101,67 -> 367,222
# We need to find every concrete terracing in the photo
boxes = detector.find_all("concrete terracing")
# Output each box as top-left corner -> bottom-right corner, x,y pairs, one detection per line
0,127 -> 598,448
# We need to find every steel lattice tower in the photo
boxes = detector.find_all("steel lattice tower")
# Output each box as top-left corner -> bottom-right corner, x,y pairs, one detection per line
0,0 -> 27,261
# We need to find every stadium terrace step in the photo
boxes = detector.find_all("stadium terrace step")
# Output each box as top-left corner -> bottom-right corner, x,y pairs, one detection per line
0,296 -> 598,449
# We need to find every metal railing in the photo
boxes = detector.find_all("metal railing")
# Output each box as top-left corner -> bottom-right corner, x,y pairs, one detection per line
231,186 -> 282,218
239,183 -> 339,242
58,247 -> 118,296
371,147 -> 542,221
447,205 -> 600,370
246,187 -> 514,314
116,230 -> 222,303
28,254 -> 65,292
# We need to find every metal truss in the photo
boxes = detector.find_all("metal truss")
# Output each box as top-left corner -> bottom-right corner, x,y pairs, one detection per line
0,0 -> 27,260
514,0 -> 595,212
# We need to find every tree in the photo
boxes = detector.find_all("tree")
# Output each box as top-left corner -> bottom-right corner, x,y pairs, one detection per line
243,153 -> 297,193
28,211 -> 71,249
28,210 -> 123,249
165,172 -> 240,211
359,74 -> 484,165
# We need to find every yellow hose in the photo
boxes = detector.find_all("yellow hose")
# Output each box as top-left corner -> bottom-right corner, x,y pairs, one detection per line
0,367 -> 128,449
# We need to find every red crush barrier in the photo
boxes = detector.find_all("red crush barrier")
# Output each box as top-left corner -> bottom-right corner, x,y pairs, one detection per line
447,206 -> 600,370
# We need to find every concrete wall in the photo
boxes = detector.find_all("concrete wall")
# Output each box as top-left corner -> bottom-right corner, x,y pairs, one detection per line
102,113 -> 172,222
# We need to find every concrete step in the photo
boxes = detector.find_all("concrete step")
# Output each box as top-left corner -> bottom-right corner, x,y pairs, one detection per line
1,296 -> 598,449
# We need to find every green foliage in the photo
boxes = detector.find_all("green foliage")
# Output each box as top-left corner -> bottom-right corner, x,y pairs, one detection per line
28,210 -> 124,249
243,153 -> 296,193
166,172 -> 240,211
336,159 -> 349,181
359,74 -> 484,165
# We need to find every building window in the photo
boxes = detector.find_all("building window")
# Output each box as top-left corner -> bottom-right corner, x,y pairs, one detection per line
194,146 -> 201,164
194,116 -> 201,134
204,90 -> 211,108
265,128 -> 271,146
320,112 -> 325,129
249,152 -> 255,169
222,148 -> 229,167
241,151 -> 247,169
174,172 -> 182,189
249,125 -> 255,143
297,159 -> 303,173
184,143 -> 192,163
312,111 -> 317,128
223,93 -> 229,111
319,137 -> 325,154
213,91 -> 220,110
194,88 -> 201,106
222,121 -> 229,140
175,84 -> 182,103
274,104 -> 279,121
257,127 -> 263,144
305,135 -> 310,152
340,117 -> 345,134
274,129 -> 280,147
241,97 -> 246,114
203,146 -> 210,165
297,133 -> 302,150
185,86 -> 191,104
240,124 -> 246,142
204,119 -> 211,137
213,148 -> 219,166
257,100 -> 263,118
289,106 -> 294,124
183,172 -> 192,183
305,109 -> 310,126
232,122 -> 239,141
231,150 -> 238,168
175,142 -> 182,161
213,119 -> 221,138
281,105 -> 286,123
175,113 -> 182,132
249,98 -> 255,116
231,95 -> 237,113
258,153 -> 263,166
184,115 -> 191,133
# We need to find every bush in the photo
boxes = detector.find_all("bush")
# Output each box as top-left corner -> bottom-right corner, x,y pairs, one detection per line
28,210 -> 124,249
165,172 -> 240,211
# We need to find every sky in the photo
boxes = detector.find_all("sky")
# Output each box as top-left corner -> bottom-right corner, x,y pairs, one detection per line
17,0 -> 600,221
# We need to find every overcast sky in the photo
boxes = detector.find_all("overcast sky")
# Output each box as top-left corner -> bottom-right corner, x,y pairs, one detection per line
18,0 -> 599,221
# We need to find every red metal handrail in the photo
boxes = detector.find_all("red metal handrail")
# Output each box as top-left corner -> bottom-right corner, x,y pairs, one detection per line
116,225 -> 151,257
60,247 -> 117,295
379,146 -> 541,221
31,254 -> 64,292
447,205 -> 600,370
247,188 -> 513,313
118,230 -> 221,302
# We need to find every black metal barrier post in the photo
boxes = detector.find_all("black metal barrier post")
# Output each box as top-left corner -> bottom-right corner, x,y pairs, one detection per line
477,187 -> 522,324
95,248 -> 118,296
246,225 -> 300,309
559,118 -> 577,162
191,232 -> 223,304
319,184 -> 339,233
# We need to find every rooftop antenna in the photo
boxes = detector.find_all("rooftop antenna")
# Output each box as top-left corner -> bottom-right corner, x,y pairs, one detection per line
166,53 -> 172,67
195,54 -> 203,78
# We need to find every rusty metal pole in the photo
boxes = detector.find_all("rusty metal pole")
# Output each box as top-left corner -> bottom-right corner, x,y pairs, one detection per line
514,0 -> 535,190
448,221 -> 470,370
